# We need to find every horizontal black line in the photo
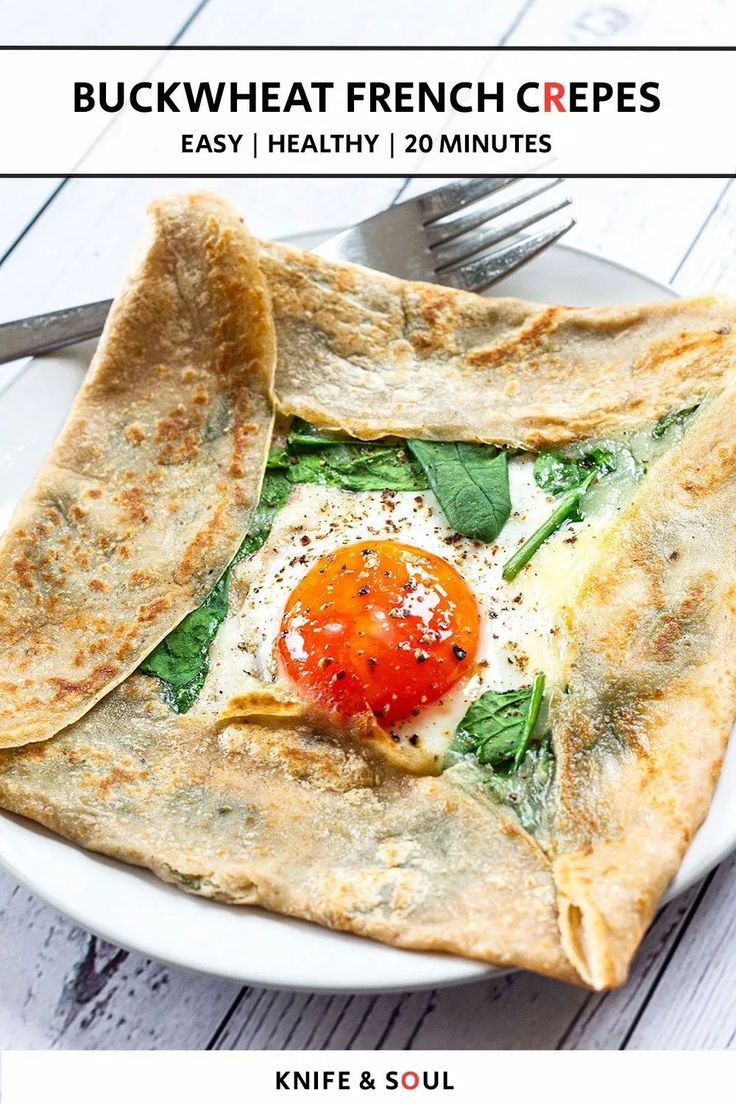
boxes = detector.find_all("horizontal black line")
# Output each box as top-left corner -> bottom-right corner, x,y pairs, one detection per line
1,174 -> 734,179
0,45 -> 734,51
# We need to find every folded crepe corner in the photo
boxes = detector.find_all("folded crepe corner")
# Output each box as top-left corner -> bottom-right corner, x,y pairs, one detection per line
554,860 -> 626,990
218,687 -> 441,775
217,686 -> 306,727
0,192 -> 276,748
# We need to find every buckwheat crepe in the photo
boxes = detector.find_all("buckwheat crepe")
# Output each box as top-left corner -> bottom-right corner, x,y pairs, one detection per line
0,193 -> 275,748
1,192 -> 735,990
262,239 -> 736,449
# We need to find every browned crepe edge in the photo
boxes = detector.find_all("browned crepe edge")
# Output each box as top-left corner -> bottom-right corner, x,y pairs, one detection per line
0,193 -> 276,747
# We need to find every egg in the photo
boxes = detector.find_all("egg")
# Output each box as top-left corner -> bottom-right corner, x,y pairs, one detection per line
201,454 -> 631,773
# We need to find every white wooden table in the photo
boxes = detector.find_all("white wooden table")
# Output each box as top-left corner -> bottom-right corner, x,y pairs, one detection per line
3,0 -> 736,1051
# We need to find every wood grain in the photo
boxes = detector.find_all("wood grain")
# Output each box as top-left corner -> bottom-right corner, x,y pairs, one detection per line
0,0 -> 208,263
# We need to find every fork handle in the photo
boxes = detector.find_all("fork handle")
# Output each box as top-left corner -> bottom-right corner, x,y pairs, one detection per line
0,300 -> 112,365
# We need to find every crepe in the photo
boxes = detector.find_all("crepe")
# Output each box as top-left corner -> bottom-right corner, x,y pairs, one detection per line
550,386 -> 736,987
0,682 -> 575,981
262,239 -> 736,449
0,193 -> 275,748
1,193 -> 735,989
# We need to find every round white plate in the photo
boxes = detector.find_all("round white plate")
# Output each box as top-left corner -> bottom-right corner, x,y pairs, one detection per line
0,234 -> 732,994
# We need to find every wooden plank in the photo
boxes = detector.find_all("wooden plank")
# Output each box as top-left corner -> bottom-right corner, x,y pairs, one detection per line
1,0 -> 195,44
508,0 -> 736,45
211,971 -> 587,1051
399,0 -> 732,282
352,974 -> 584,1050
670,179 -> 736,295
623,859 -> 736,1049
0,1 -> 206,259
559,884 -> 706,1049
399,176 -> 728,286
0,868 -> 242,1049
0,182 -> 65,263
187,0 -> 527,44
560,179 -> 729,283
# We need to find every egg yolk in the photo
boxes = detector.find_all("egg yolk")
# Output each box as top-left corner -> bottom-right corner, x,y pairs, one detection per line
277,540 -> 480,727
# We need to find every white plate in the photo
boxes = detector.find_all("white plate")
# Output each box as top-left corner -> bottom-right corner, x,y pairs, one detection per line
1,234 -> 733,994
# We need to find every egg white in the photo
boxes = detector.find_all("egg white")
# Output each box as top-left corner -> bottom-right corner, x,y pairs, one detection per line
199,453 -> 632,770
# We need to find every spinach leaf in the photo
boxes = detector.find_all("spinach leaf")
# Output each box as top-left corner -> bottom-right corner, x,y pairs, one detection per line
447,673 -> 545,770
139,470 -> 290,713
270,420 -> 428,493
485,736 -> 555,836
502,474 -> 593,582
231,469 -> 291,565
652,404 -> 700,439
533,445 -> 615,495
286,418 -> 352,448
267,444 -> 291,469
406,440 -> 511,543
139,574 -> 230,713
505,442 -> 617,582
446,674 -> 552,835
283,441 -> 428,492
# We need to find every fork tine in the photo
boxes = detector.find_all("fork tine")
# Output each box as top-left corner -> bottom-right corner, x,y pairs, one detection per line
442,218 -> 576,294
417,178 -> 514,224
433,195 -> 572,271
426,178 -> 563,248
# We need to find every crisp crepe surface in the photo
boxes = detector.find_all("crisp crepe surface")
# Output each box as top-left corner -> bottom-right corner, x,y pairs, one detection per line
263,239 -> 736,448
0,193 -> 275,748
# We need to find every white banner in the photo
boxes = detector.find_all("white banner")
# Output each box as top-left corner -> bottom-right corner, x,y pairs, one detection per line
1,47 -> 734,176
3,1049 -> 736,1103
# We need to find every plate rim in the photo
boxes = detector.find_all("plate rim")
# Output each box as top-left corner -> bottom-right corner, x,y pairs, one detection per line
2,236 -> 719,995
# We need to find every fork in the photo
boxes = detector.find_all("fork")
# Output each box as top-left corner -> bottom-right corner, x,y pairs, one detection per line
0,177 -> 573,366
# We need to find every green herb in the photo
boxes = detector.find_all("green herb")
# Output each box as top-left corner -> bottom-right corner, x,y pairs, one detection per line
533,445 -> 615,495
277,424 -> 511,535
269,419 -> 428,493
267,444 -> 291,469
445,674 -> 553,836
286,418 -> 353,448
447,673 -> 545,771
652,404 -> 700,439
139,573 -> 229,713
485,736 -> 555,836
508,443 -> 619,581
502,475 -> 593,582
283,442 -> 427,492
406,440 -> 511,543
139,470 -> 290,712
512,671 -> 545,768
231,469 -> 291,565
